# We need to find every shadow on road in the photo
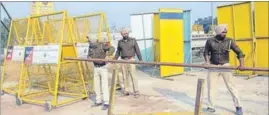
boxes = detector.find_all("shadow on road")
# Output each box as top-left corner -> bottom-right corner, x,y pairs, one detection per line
153,87 -> 235,114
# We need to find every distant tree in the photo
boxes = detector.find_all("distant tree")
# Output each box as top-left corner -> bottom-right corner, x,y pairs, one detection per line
1,17 -> 11,48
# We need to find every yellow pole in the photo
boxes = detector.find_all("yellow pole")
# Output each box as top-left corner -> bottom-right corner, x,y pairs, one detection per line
103,13 -> 112,44
98,14 -> 104,41
52,11 -> 66,106
17,17 -> 31,97
67,15 -> 88,98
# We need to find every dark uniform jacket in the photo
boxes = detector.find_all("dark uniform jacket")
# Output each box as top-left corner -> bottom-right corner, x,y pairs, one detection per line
114,37 -> 142,61
204,36 -> 245,65
88,42 -> 115,66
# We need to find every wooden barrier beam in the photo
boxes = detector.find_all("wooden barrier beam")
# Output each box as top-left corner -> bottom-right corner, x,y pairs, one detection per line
64,58 -> 269,72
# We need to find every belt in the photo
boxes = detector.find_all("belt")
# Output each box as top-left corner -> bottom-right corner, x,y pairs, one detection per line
121,56 -> 133,60
94,63 -> 106,68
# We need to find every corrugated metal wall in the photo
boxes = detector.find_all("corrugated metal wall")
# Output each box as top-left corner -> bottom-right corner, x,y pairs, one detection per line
254,2 -> 269,75
217,2 -> 268,75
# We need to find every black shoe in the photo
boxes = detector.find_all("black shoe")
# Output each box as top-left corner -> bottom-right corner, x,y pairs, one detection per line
206,107 -> 216,113
116,85 -> 122,90
134,92 -> 140,98
102,104 -> 109,110
91,102 -> 102,107
236,107 -> 243,115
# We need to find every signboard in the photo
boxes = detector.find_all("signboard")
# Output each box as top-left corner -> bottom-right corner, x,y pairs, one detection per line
32,45 -> 60,64
24,45 -> 60,65
76,43 -> 89,58
11,46 -> 25,62
6,46 -> 13,61
24,47 -> 34,64
31,2 -> 54,15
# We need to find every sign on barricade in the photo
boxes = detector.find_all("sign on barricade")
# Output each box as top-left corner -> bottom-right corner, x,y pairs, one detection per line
24,45 -> 60,65
76,43 -> 89,58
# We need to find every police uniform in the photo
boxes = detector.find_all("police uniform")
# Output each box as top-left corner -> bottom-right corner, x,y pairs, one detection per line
204,36 -> 245,113
114,37 -> 142,97
87,39 -> 115,109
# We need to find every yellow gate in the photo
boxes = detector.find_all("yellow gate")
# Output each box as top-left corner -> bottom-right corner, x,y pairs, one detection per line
154,8 -> 184,77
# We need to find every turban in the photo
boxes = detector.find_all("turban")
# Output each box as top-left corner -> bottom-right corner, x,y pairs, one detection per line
215,24 -> 228,35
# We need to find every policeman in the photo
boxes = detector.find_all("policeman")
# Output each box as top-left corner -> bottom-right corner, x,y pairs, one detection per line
203,24 -> 244,115
114,28 -> 142,98
87,36 -> 115,110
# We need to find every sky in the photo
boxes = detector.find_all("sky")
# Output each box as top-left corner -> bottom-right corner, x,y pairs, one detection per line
1,1 -> 237,28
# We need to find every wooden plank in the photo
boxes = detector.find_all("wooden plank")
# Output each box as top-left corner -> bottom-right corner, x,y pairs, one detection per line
194,79 -> 205,115
108,64 -> 118,115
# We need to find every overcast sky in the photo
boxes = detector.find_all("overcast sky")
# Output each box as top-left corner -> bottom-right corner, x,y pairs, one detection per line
1,1 -> 236,28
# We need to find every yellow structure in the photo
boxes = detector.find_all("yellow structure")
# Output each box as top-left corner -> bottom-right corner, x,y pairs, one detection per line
71,12 -> 112,94
14,11 -> 87,111
217,2 -> 268,76
254,2 -> 269,75
153,8 -> 184,77
1,18 -> 29,95
30,1 -> 54,15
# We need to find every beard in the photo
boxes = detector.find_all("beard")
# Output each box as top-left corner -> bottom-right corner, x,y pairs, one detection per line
123,36 -> 129,40
216,35 -> 226,40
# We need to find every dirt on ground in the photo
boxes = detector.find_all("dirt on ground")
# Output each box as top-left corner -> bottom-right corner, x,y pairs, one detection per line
1,65 -> 268,115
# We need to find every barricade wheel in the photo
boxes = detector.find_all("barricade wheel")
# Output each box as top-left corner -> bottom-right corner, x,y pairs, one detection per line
15,96 -> 23,106
44,101 -> 52,112
1,90 -> 4,96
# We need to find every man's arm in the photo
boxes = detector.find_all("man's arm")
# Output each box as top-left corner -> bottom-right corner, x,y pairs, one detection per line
230,40 -> 245,67
203,40 -> 211,64
114,41 -> 121,60
134,40 -> 142,61
107,46 -> 115,56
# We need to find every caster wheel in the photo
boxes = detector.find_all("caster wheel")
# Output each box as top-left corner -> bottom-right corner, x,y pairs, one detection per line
1,91 -> 4,96
82,97 -> 88,100
15,96 -> 23,106
44,101 -> 52,112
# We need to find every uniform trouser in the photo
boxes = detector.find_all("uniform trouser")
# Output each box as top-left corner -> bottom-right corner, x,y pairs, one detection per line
116,63 -> 125,89
207,63 -> 241,108
93,64 -> 109,104
121,58 -> 139,93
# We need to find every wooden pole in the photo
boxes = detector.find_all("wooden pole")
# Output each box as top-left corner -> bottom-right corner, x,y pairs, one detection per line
107,64 -> 118,115
194,79 -> 205,115
64,57 -> 269,72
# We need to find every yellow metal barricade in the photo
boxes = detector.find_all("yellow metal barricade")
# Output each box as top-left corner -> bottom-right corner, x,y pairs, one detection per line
1,18 -> 29,95
71,12 -> 112,94
15,11 -> 87,112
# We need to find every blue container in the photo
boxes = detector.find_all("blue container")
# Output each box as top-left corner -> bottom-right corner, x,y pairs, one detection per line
183,10 -> 192,71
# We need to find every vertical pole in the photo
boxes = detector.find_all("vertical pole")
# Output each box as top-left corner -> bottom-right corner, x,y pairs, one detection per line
141,14 -> 147,61
194,78 -> 205,115
211,2 -> 214,25
108,64 -> 118,115
250,2 -> 256,76
53,11 -> 66,106
211,2 -> 215,34
0,3 -> 2,114
98,14 -> 103,42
